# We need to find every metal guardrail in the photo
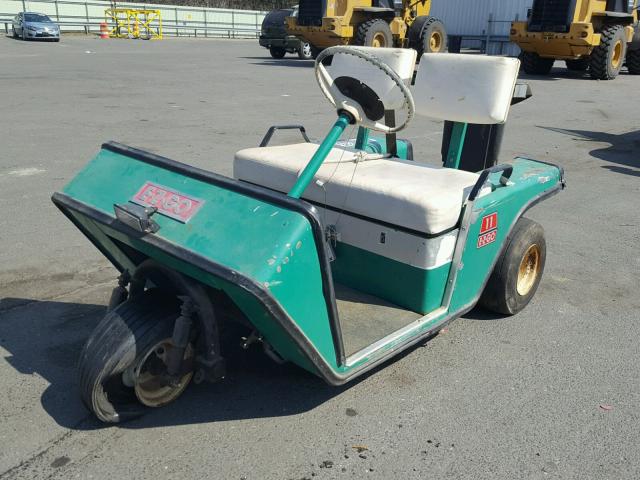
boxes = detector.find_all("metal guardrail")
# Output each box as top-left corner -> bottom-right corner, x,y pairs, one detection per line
1,0 -> 265,38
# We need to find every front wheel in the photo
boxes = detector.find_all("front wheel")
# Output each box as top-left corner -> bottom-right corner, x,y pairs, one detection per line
298,42 -> 313,60
355,18 -> 393,48
479,217 -> 547,315
590,25 -> 627,80
269,46 -> 286,59
78,290 -> 195,423
419,17 -> 447,56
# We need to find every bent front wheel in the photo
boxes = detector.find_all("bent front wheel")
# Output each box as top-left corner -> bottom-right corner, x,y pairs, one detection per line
78,290 -> 194,423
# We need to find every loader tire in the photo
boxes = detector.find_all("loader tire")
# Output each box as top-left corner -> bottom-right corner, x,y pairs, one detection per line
520,52 -> 554,75
419,17 -> 447,55
626,48 -> 640,74
565,57 -> 590,71
590,25 -> 627,80
78,290 -> 194,423
479,218 -> 546,316
355,19 -> 393,48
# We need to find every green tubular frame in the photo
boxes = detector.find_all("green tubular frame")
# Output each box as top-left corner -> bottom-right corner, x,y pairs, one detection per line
288,113 -> 351,199
443,122 -> 468,169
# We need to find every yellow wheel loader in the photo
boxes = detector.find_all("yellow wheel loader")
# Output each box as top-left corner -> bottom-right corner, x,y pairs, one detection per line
511,0 -> 640,80
286,0 -> 446,58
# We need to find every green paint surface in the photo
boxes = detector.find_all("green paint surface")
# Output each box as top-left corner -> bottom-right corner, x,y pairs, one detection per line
63,147 -> 338,371
332,242 -> 449,315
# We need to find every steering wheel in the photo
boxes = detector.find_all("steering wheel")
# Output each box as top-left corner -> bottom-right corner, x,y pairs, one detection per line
315,46 -> 415,134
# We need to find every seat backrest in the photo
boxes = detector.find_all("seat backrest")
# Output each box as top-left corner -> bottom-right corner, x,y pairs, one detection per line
413,53 -> 520,124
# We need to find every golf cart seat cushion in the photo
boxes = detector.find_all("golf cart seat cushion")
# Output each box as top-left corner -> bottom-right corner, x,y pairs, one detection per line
234,142 -> 483,235
414,54 -> 520,124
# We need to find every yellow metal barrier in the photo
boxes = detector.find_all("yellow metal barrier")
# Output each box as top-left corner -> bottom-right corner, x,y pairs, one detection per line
105,9 -> 163,40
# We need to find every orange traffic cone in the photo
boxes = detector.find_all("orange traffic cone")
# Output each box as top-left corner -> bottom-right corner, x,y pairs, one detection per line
100,22 -> 109,39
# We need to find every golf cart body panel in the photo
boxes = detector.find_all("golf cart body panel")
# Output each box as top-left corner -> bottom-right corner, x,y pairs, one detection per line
53,142 -> 562,383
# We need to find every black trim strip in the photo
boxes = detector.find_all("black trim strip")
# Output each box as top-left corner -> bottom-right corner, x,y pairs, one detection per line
98,141 -> 345,365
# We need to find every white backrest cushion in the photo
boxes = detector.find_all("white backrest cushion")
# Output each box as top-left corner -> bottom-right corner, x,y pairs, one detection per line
413,54 -> 520,124
327,47 -> 417,110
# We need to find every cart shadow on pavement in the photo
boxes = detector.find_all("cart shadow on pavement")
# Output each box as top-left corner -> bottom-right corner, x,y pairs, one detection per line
1,297 -> 421,430
538,126 -> 640,177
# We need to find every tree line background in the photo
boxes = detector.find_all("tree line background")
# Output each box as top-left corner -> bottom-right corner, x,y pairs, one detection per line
116,0 -> 292,9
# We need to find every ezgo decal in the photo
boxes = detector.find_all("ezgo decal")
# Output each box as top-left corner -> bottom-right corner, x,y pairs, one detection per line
477,212 -> 498,248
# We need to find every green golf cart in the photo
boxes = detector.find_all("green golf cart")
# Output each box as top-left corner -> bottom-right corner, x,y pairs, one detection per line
53,46 -> 564,423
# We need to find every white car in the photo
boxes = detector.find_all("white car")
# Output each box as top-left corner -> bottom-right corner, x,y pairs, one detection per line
13,12 -> 61,41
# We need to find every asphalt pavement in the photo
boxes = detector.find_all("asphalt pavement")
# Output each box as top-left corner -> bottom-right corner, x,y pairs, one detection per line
0,35 -> 639,480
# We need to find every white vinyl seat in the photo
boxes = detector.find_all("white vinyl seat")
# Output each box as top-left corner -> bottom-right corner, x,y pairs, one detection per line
234,143 -> 483,235
234,53 -> 520,236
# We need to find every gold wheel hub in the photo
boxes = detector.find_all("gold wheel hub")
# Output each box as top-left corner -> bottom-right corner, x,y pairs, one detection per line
372,32 -> 387,48
516,244 -> 541,296
132,339 -> 194,408
429,32 -> 442,52
612,41 -> 623,69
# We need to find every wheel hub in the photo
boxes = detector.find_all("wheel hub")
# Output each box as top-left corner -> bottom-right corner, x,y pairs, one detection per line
372,32 -> 387,48
429,32 -> 442,52
612,40 -> 623,69
516,244 -> 541,296
130,339 -> 194,408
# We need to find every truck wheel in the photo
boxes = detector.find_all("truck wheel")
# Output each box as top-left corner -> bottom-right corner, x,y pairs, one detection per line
78,290 -> 195,423
479,217 -> 547,316
310,44 -> 322,59
298,42 -> 313,60
565,58 -> 589,71
419,17 -> 447,55
626,49 -> 640,74
355,19 -> 393,48
590,25 -> 627,80
269,46 -> 286,59
520,52 -> 554,75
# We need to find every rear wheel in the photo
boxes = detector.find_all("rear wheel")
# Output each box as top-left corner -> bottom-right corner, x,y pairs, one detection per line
520,52 -> 554,75
590,25 -> 627,80
565,57 -> 589,71
298,42 -> 313,60
78,290 -> 195,423
479,217 -> 547,315
626,49 -> 640,74
269,46 -> 286,59
355,18 -> 393,48
310,44 -> 322,59
12,27 -> 18,39
419,17 -> 447,56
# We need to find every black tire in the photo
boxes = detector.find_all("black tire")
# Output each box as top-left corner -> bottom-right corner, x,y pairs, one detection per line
298,42 -> 313,60
269,46 -> 286,59
418,17 -> 447,57
626,48 -> 640,74
78,290 -> 188,423
355,18 -> 393,48
520,52 -> 554,75
565,57 -> 589,71
479,217 -> 547,316
310,44 -> 323,59
590,25 -> 627,80
12,28 -> 18,39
